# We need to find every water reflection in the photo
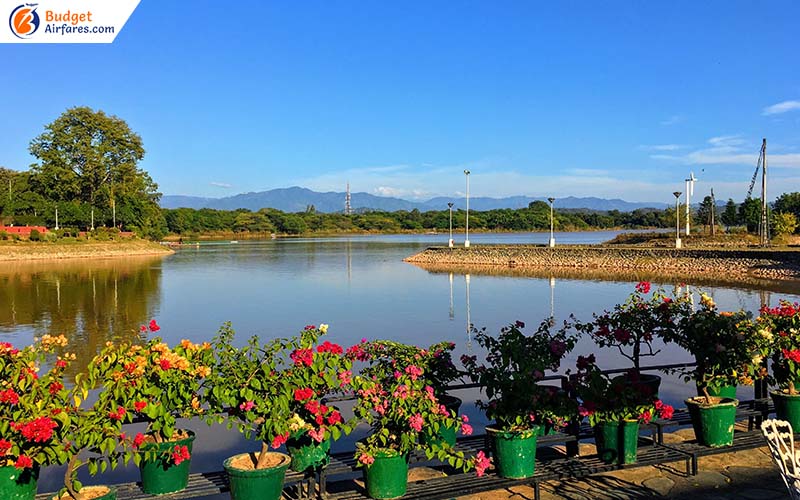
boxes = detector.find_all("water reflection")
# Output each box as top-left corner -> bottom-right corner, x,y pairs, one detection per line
0,257 -> 163,375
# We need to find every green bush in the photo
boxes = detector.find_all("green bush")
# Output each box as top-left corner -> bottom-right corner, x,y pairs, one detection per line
28,229 -> 42,241
0,230 -> 7,241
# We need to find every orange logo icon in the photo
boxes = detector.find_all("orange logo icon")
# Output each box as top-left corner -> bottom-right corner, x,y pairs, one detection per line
9,4 -> 40,39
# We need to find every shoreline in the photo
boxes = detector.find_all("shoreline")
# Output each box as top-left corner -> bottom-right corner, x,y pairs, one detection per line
0,240 -> 174,262
404,245 -> 800,281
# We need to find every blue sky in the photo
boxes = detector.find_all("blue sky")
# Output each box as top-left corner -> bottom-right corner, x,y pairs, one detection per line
2,0 -> 799,203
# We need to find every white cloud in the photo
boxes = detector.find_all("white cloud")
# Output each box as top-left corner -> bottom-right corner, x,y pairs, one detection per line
707,135 -> 746,147
639,144 -> 687,152
763,100 -> 800,116
210,181 -> 232,188
649,135 -> 800,168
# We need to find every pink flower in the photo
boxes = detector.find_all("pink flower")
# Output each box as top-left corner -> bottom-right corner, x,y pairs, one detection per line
132,433 -> 145,449
271,432 -> 289,449
461,423 -> 473,436
635,281 -> 651,294
639,410 -> 652,424
308,427 -> 326,443
474,451 -> 491,477
358,453 -> 375,465
461,415 -> 469,423
239,401 -> 255,412
294,388 -> 314,401
338,370 -> 352,384
655,400 -> 674,420
149,319 -> 161,332
409,413 -> 424,432
14,455 -> 33,469
171,445 -> 190,465
405,365 -> 423,381
290,348 -> 314,366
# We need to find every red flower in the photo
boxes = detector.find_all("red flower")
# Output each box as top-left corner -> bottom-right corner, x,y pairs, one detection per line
0,439 -> 11,456
108,407 -> 126,421
159,359 -> 172,370
140,325 -> 147,332
304,400 -> 320,414
655,400 -> 674,420
149,319 -> 161,332
474,450 -> 491,477
326,410 -> 342,425
639,410 -> 652,424
294,388 -> 314,401
317,341 -> 343,355
16,417 -> 57,443
14,455 -> 33,469
132,433 -> 145,449
55,359 -> 68,369
271,432 -> 289,449
238,400 -> 255,412
171,445 -> 190,465
290,348 -> 314,367
783,349 -> 800,363
134,401 -> 147,413
49,382 -> 63,395
635,282 -> 651,294
0,389 -> 20,405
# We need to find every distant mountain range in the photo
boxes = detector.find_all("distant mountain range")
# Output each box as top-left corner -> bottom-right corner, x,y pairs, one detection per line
160,187 -> 670,213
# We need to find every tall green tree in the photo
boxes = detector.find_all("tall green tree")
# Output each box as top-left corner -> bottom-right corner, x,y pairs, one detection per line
721,199 -> 738,230
738,198 -> 762,233
696,196 -> 718,233
28,107 -> 165,238
774,193 -> 800,221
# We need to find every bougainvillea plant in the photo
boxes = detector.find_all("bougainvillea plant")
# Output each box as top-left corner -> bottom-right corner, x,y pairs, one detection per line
207,323 -> 356,469
758,300 -> 800,395
575,282 -> 691,376
460,319 -> 578,433
86,320 -> 215,467
359,340 -> 462,398
0,335 -> 74,472
352,364 -> 488,475
665,292 -> 758,404
571,354 -> 674,426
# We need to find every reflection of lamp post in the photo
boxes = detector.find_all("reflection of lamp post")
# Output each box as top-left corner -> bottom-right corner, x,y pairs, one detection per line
448,202 -> 454,248
465,273 -> 472,345
673,191 -> 682,249
449,272 -> 454,320
464,170 -> 471,248
548,197 -> 555,247
549,276 -> 555,324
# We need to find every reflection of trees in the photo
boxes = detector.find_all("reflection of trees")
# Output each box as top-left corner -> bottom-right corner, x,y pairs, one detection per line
0,257 -> 163,376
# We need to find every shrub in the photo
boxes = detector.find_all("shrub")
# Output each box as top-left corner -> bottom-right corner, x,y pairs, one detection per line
0,230 -> 7,241
28,229 -> 42,241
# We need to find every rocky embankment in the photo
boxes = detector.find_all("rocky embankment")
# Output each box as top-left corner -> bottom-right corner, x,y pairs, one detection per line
0,240 -> 174,261
404,245 -> 800,280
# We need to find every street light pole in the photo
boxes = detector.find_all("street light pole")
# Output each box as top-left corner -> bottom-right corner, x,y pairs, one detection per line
464,170 -> 471,248
547,197 -> 555,247
448,202 -> 454,248
54,205 -> 59,231
673,191 -> 682,249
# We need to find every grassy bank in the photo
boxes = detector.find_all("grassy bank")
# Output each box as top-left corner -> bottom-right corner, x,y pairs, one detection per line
0,239 -> 174,261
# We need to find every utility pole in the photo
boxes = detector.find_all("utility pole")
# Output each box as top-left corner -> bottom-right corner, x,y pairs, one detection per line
760,138 -> 769,246
709,188 -> 716,236
55,205 -> 59,231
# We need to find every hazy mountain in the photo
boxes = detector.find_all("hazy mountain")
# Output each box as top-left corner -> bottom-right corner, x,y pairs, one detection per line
161,187 -> 669,213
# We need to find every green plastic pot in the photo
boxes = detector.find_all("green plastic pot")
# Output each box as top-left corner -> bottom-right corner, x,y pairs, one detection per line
486,425 -> 540,479
223,452 -> 290,500
0,465 -> 38,500
594,420 -> 639,464
686,397 -> 738,447
286,434 -> 331,473
138,430 -> 196,495
772,391 -> 800,433
420,424 -> 457,447
362,450 -> 408,499
697,384 -> 737,399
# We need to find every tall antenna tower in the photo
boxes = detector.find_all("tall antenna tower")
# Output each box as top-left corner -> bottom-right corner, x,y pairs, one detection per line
344,182 -> 352,215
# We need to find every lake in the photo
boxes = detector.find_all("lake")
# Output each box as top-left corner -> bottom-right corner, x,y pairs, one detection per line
2,230 -> 797,493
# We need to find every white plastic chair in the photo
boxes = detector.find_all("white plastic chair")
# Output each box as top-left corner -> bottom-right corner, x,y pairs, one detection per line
761,419 -> 800,499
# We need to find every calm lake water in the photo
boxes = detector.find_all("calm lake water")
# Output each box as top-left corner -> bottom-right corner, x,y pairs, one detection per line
3,230 -> 799,493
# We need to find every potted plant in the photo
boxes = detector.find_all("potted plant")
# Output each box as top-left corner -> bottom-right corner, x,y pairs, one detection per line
576,282 -> 689,396
359,340 -> 464,445
758,300 -> 800,432
88,320 -> 215,495
667,293 -> 757,447
460,319 -> 578,479
352,359 -> 482,499
572,354 -> 674,464
281,324 -> 357,473
206,323 -> 295,500
0,336 -> 74,500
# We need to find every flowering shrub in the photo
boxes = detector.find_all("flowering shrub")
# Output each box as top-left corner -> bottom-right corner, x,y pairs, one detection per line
207,323 -> 356,469
575,282 -> 690,375
460,319 -> 578,432
352,364 -> 482,474
0,336 -> 74,471
571,354 -> 674,426
85,320 -> 214,467
758,300 -> 800,394
665,292 -> 758,403
359,340 -> 462,398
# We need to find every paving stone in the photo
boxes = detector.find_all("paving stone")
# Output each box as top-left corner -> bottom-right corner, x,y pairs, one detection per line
408,466 -> 446,481
672,428 -> 697,441
642,476 -> 675,496
688,471 -> 731,489
660,432 -> 685,444
600,466 -> 660,483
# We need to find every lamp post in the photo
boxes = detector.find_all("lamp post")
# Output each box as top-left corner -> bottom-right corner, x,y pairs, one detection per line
464,170 -> 470,248
673,191 -> 682,249
547,197 -> 555,247
447,202 -> 454,248
54,205 -> 59,231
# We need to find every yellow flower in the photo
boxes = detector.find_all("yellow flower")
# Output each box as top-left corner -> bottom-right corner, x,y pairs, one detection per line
319,324 -> 329,334
700,294 -> 715,309
759,329 -> 773,341
288,414 -> 309,433
196,366 -> 211,377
